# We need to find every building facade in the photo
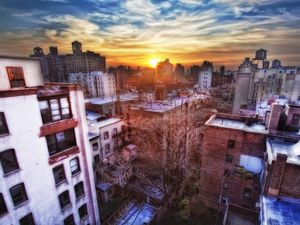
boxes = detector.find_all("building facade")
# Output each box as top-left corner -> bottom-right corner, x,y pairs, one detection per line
69,71 -> 116,98
198,61 -> 213,89
30,41 -> 106,83
0,56 -> 100,225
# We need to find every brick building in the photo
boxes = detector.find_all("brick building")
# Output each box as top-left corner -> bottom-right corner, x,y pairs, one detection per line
200,113 -> 268,210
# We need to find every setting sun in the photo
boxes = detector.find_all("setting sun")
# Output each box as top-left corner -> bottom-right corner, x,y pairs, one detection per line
149,58 -> 159,68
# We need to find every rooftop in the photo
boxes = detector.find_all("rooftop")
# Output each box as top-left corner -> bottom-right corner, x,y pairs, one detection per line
96,182 -> 113,192
266,137 -> 300,165
130,94 -> 206,113
261,196 -> 300,225
87,92 -> 139,105
205,114 -> 267,134
116,201 -> 157,225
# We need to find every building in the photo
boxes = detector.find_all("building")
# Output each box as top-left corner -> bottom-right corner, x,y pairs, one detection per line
30,41 -> 106,83
200,113 -> 268,210
174,63 -> 185,78
64,41 -> 106,74
31,46 -> 67,83
69,71 -> 116,98
189,65 -> 200,83
232,50 -> 300,114
198,61 -> 213,89
156,59 -> 173,85
0,56 -> 100,225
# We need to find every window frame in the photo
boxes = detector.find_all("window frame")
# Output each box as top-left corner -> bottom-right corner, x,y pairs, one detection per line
6,67 -> 25,88
70,157 -> 81,176
46,129 -> 77,156
0,193 -> 8,216
58,190 -> 71,210
74,181 -> 85,200
38,96 -> 72,124
78,203 -> 88,220
243,187 -> 252,199
225,154 -> 233,163
19,213 -> 35,225
105,143 -> 110,154
227,139 -> 235,149
9,183 -> 28,207
92,143 -> 98,151
64,214 -> 75,225
0,112 -> 9,136
103,131 -> 109,140
53,164 -> 66,185
0,149 -> 19,175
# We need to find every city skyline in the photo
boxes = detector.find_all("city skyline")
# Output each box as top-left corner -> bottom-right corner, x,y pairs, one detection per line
0,0 -> 300,68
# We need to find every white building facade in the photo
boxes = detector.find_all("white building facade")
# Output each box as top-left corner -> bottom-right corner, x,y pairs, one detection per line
69,71 -> 116,98
0,56 -> 100,225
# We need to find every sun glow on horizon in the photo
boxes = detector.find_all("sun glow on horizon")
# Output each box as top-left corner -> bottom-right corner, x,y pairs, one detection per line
149,58 -> 160,68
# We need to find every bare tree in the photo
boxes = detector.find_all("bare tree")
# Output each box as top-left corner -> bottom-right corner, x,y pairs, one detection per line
129,105 -> 215,199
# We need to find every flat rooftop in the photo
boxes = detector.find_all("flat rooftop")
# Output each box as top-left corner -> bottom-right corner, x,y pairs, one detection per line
97,118 -> 122,128
130,94 -> 206,113
116,202 -> 157,225
206,114 -> 267,134
261,196 -> 300,225
266,137 -> 300,165
87,92 -> 139,105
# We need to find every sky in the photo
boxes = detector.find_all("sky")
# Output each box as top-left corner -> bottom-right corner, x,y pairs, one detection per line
0,0 -> 300,69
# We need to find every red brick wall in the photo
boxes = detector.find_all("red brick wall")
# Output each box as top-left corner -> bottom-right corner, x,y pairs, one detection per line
200,125 -> 266,210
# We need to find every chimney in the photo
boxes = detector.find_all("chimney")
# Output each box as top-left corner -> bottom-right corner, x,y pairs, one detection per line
267,103 -> 284,131
267,153 -> 287,198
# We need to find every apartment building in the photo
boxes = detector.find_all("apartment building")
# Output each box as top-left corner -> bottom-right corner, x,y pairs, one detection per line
0,56 -> 100,225
233,50 -> 300,114
200,113 -> 268,210
30,41 -> 106,83
198,61 -> 213,89
69,71 -> 116,98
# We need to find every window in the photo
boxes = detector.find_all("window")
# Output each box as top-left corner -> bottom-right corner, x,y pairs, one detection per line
113,128 -> 117,135
224,169 -> 230,177
39,97 -> 71,124
53,165 -> 66,185
70,157 -> 80,175
0,149 -> 19,175
58,191 -> 71,209
10,183 -> 28,207
243,188 -> 251,199
105,143 -> 110,154
223,182 -> 229,189
46,129 -> 76,156
103,131 -> 109,140
0,193 -> 8,216
92,143 -> 98,151
114,140 -> 118,148
221,197 -> 228,204
225,154 -> 233,163
227,140 -> 235,148
78,204 -> 88,220
291,114 -> 300,126
94,155 -> 100,165
6,67 -> 25,88
74,182 -> 85,199
0,113 -> 9,135
64,214 -> 75,225
19,213 -> 35,225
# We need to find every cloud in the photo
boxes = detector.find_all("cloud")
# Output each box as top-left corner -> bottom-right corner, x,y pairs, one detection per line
0,0 -> 299,68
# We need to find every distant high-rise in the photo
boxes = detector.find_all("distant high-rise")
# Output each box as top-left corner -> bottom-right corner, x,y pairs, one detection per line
174,63 -> 185,77
272,59 -> 281,68
72,40 -> 82,56
30,41 -> 106,82
198,61 -> 213,89
255,48 -> 267,60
